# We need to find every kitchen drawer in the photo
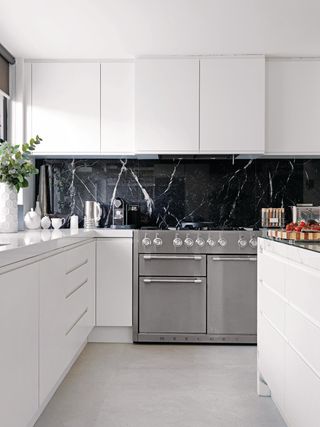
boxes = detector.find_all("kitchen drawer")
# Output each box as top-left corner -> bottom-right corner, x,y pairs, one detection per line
286,304 -> 320,378
65,243 -> 91,275
139,254 -> 206,277
285,344 -> 320,427
65,279 -> 90,336
64,307 -> 92,366
259,281 -> 286,336
285,262 -> 320,325
258,314 -> 285,414
139,276 -> 206,333
258,251 -> 286,297
65,261 -> 89,299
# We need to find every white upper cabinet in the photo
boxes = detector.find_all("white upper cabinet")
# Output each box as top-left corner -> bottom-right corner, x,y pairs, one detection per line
101,62 -> 134,154
135,59 -> 199,153
267,59 -> 320,155
31,62 -> 100,154
200,57 -> 265,153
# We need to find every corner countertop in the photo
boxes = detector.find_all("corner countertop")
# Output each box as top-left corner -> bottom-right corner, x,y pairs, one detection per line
0,228 -> 133,269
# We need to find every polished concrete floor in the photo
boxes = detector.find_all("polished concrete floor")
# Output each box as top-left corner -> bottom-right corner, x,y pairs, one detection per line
35,344 -> 286,427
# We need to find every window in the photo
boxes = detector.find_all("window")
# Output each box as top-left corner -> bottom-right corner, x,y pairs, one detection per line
0,94 -> 7,140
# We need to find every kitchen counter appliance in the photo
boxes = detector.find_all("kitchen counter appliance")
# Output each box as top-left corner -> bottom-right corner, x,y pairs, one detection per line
133,226 -> 260,344
84,201 -> 102,229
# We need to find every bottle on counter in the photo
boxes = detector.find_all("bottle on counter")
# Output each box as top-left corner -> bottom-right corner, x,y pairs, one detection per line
70,215 -> 79,230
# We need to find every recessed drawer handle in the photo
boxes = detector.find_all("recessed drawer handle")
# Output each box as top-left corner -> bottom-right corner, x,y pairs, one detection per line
211,257 -> 257,262
66,259 -> 88,275
65,278 -> 88,299
143,278 -> 203,284
143,255 -> 203,261
65,308 -> 88,336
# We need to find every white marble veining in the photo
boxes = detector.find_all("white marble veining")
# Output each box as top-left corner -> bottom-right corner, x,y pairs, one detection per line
0,228 -> 133,269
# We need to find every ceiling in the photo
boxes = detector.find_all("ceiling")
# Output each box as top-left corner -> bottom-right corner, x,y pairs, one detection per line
1,0 -> 320,59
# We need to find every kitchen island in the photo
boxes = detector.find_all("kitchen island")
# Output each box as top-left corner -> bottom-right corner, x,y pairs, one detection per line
258,237 -> 320,427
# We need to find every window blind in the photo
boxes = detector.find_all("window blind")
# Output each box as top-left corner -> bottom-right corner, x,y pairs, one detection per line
0,44 -> 15,98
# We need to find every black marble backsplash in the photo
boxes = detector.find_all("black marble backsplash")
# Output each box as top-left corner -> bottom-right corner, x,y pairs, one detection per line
35,158 -> 320,228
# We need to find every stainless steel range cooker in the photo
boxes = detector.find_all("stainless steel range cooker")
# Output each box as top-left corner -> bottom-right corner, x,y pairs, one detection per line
133,227 -> 261,344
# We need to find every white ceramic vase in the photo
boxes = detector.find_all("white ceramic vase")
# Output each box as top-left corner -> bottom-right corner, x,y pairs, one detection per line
0,182 -> 18,233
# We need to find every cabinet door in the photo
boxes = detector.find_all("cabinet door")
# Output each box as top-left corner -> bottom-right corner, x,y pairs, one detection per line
0,263 -> 39,427
101,63 -> 134,154
31,62 -> 100,154
135,59 -> 199,153
96,238 -> 132,326
64,242 -> 95,364
39,252 -> 66,405
267,59 -> 320,154
200,57 -> 265,153
207,255 -> 257,335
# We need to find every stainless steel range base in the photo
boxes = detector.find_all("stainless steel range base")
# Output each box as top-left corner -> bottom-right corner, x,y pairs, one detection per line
133,229 -> 260,344
136,333 -> 257,344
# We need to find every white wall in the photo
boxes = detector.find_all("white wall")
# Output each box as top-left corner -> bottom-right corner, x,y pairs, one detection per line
1,0 -> 320,59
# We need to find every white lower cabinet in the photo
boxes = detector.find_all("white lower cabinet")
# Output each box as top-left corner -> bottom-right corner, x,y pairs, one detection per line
258,238 -> 320,427
0,236 -> 127,426
39,252 -> 67,405
96,238 -> 132,326
285,345 -> 320,427
39,242 -> 95,406
0,263 -> 39,427
64,242 -> 95,364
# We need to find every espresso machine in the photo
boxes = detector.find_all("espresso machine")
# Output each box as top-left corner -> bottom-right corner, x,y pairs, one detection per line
110,198 -> 140,229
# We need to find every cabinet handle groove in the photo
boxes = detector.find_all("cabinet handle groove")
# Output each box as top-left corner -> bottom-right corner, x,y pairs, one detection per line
65,278 -> 88,299
65,308 -> 88,336
66,259 -> 88,275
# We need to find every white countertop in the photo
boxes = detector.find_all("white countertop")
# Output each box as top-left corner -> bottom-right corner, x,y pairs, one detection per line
0,228 -> 133,269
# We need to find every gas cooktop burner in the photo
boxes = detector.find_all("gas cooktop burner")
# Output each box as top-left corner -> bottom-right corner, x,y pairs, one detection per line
177,222 -> 247,231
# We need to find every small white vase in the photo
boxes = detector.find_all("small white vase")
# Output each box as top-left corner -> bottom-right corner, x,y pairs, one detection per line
0,183 -> 18,233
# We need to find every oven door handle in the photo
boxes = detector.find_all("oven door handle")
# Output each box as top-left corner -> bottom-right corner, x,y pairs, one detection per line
143,278 -> 203,284
211,256 -> 257,262
143,255 -> 203,261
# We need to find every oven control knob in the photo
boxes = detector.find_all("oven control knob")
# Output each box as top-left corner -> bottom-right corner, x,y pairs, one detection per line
207,238 -> 216,247
184,237 -> 194,247
238,238 -> 248,248
218,238 -> 227,247
196,237 -> 205,247
142,237 -> 152,247
249,237 -> 257,248
173,237 -> 183,247
153,237 -> 163,246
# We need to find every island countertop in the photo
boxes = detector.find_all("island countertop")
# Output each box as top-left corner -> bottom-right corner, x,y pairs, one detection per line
261,235 -> 320,254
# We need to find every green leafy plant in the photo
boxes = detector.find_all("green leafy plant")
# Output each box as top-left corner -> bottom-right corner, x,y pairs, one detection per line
0,135 -> 42,192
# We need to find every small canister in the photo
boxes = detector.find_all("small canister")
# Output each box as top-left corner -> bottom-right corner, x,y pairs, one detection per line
70,215 -> 79,230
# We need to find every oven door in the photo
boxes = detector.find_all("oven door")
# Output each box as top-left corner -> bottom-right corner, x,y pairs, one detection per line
139,254 -> 206,277
207,255 -> 257,335
139,277 -> 206,334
